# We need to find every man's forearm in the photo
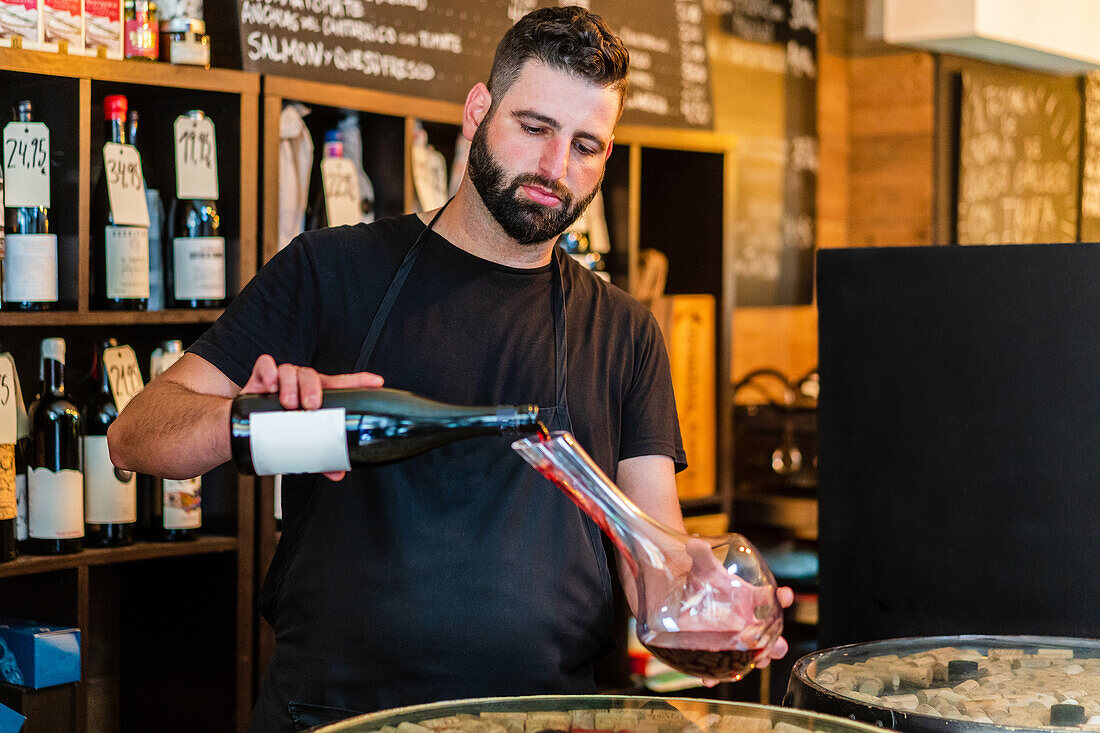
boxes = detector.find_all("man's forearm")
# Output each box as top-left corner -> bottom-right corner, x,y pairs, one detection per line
107,380 -> 233,479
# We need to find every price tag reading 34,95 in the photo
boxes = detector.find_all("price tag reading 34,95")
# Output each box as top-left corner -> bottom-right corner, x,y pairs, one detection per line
103,143 -> 150,227
174,114 -> 218,200
103,345 -> 145,412
3,121 -> 50,208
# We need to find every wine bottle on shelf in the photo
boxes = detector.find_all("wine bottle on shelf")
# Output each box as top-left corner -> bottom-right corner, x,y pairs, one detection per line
141,340 -> 201,541
306,129 -> 343,231
3,100 -> 59,311
25,337 -> 83,555
0,345 -> 22,563
230,387 -> 542,475
167,109 -> 225,309
83,338 -> 136,547
92,94 -> 150,311
129,108 -> 167,311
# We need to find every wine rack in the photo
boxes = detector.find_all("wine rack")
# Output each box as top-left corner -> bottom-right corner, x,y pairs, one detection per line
0,47 -> 258,733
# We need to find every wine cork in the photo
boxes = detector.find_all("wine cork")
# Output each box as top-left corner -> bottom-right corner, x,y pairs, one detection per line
1037,648 -> 1075,659
953,679 -> 981,693
1066,664 -> 1087,676
480,714 -> 525,733
881,694 -> 920,711
858,679 -> 884,696
914,704 -> 939,716
773,723 -> 813,733
397,723 -> 434,733
897,664 -> 935,687
526,713 -> 570,733
988,648 -> 1025,661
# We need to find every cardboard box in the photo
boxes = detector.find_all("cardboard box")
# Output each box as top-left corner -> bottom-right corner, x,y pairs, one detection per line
81,0 -> 119,58
650,294 -> 717,500
41,0 -> 81,53
0,0 -> 42,49
0,701 -> 24,733
0,619 -> 80,689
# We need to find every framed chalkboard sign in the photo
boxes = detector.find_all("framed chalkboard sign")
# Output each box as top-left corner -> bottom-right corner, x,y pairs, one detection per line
236,0 -> 714,129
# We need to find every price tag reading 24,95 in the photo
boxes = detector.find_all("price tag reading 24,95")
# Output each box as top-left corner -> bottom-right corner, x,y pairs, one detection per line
103,142 -> 150,227
174,114 -> 218,200
3,121 -> 50,208
103,345 -> 144,412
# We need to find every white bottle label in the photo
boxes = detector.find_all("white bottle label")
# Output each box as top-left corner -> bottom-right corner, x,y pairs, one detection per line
28,467 -> 84,539
15,471 -> 27,541
3,234 -> 58,303
105,225 -> 150,299
163,477 -> 201,529
172,236 -> 225,300
82,435 -> 136,524
249,408 -> 351,476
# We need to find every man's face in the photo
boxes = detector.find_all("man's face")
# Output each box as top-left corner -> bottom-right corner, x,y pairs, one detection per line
467,61 -> 620,245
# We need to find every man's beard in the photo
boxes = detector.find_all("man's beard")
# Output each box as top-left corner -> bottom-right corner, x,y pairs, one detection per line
467,121 -> 602,245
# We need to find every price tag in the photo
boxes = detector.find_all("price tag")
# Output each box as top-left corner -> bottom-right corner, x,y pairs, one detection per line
320,157 -> 361,226
103,142 -> 150,227
174,115 -> 219,200
3,121 -> 50,208
0,354 -> 17,445
103,345 -> 144,412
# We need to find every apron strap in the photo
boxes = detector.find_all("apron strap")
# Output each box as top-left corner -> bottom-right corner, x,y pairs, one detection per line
550,247 -> 570,426
354,202 -> 451,372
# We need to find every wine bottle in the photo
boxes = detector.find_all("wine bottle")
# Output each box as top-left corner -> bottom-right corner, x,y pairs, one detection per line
25,337 -> 83,555
83,338 -> 136,547
306,129 -> 343,230
92,94 -> 150,311
141,340 -> 200,541
230,388 -> 542,475
130,108 -> 167,311
166,109 -> 225,309
0,345 -> 18,563
3,101 -> 58,311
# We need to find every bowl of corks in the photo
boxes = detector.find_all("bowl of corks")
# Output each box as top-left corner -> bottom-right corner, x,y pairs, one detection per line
786,636 -> 1100,732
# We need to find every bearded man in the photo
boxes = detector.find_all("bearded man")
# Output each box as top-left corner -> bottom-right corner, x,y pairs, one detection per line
109,7 -> 789,731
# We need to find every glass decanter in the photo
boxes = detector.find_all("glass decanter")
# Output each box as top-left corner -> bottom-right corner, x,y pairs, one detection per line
513,431 -> 782,681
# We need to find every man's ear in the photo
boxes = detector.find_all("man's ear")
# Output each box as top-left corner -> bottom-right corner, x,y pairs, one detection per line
463,83 -> 492,141
605,137 -> 615,161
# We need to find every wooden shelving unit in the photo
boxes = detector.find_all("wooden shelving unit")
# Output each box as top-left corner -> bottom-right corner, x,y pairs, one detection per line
0,47 -> 259,733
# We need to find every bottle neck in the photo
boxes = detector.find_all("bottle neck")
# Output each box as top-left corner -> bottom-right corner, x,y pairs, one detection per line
15,107 -> 32,123
41,358 -> 65,396
105,118 -> 126,145
98,353 -> 111,394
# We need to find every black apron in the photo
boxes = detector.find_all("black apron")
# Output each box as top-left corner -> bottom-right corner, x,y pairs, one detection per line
249,207 -> 614,732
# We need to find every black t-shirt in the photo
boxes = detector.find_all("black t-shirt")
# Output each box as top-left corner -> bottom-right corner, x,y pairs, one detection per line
190,214 -> 685,712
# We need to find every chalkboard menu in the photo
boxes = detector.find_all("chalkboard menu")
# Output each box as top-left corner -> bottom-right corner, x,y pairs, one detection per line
236,0 -> 714,129
716,0 -> 817,306
957,69 -> 1080,245
1080,73 -> 1100,242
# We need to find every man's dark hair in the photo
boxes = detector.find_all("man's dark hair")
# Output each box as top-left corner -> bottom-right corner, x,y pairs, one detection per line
488,6 -> 629,112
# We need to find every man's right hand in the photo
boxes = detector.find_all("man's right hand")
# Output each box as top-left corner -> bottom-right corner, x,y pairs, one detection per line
240,355 -> 385,481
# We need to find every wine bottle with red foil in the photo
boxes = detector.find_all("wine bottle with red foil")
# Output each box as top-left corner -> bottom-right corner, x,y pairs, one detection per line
141,340 -> 201,541
230,388 -> 542,475
92,94 -> 150,310
166,110 -> 225,309
25,337 -> 83,555
3,100 -> 58,311
83,338 -> 136,547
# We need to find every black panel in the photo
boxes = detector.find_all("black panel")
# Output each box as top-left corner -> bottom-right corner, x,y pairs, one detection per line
817,243 -> 1100,646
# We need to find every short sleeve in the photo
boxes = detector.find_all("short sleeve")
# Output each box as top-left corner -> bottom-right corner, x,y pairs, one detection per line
188,236 -> 321,387
618,312 -> 688,472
